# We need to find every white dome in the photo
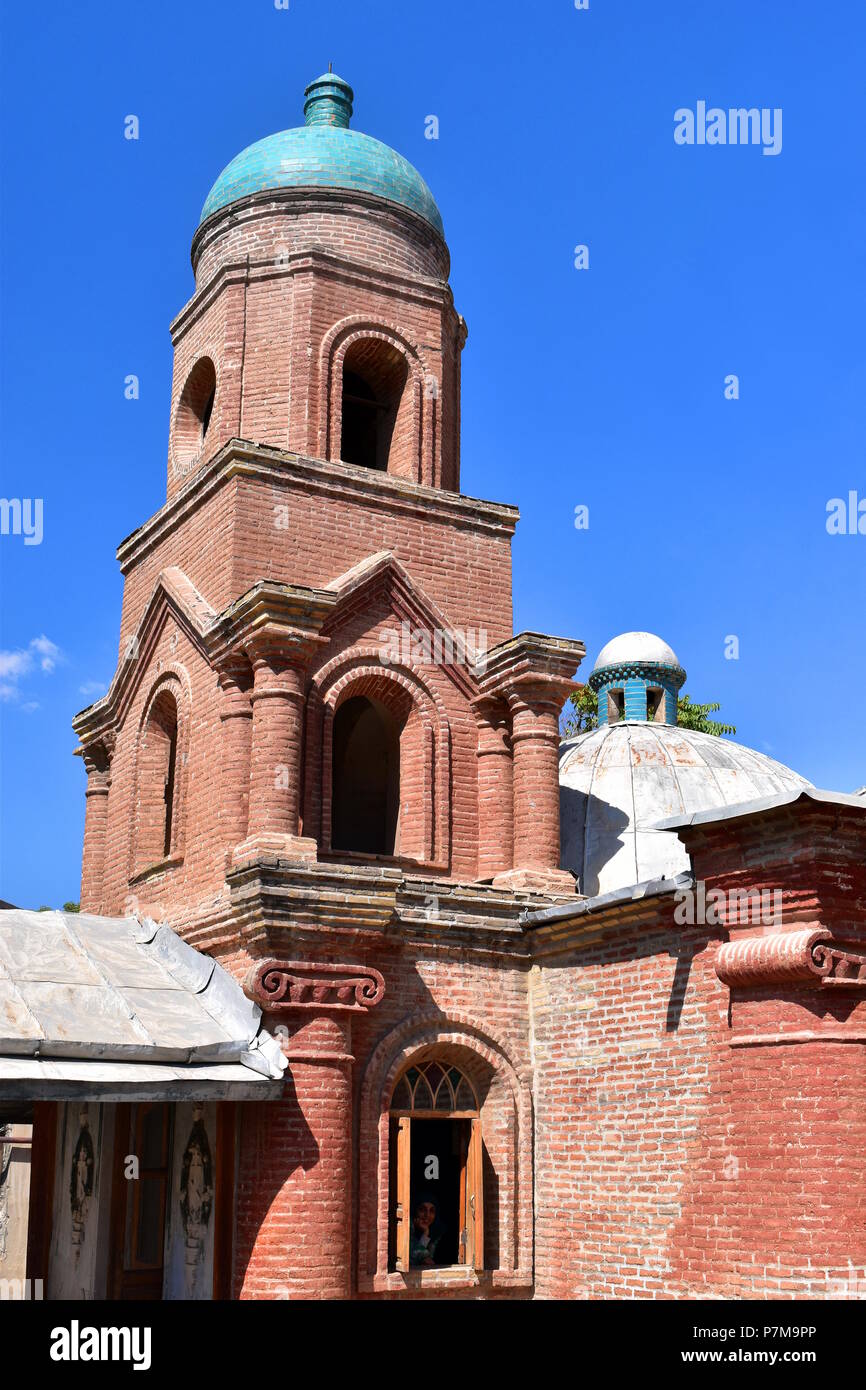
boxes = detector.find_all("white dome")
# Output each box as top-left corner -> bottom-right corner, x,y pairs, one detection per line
593,631 -> 680,672
559,723 -> 810,897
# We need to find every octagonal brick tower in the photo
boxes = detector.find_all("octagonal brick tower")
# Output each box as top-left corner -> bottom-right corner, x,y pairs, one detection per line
75,71 -> 584,941
168,70 -> 463,497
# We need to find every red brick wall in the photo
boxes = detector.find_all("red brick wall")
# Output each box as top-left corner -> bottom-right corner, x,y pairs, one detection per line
225,939 -> 534,1301
169,195 -> 460,501
530,896 -> 866,1299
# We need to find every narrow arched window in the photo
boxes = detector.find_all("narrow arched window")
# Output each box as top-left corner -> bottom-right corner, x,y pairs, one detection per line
332,695 -> 400,855
388,1061 -> 483,1274
162,716 -> 178,857
135,686 -> 182,873
173,357 -> 217,473
339,340 -> 409,471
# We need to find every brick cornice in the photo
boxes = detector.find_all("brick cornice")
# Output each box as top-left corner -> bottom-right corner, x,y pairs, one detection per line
171,247 -> 456,346
478,630 -> 586,702
117,438 -> 519,575
210,580 -> 336,668
190,184 -> 450,276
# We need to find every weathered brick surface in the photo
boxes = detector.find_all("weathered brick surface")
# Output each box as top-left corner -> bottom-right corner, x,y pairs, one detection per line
72,139 -> 866,1303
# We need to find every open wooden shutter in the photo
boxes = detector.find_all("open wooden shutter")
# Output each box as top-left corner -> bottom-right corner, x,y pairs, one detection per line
464,1117 -> 484,1270
394,1116 -> 411,1272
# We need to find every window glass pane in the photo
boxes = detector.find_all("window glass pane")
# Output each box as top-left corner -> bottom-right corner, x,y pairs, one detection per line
413,1075 -> 435,1109
424,1062 -> 444,1093
434,1080 -> 452,1111
455,1078 -> 477,1111
391,1077 -> 411,1110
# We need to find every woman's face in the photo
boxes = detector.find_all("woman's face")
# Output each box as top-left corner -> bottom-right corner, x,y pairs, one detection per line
414,1201 -> 436,1232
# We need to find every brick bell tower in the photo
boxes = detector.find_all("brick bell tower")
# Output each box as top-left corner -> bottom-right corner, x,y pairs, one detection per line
73,72 -> 584,1297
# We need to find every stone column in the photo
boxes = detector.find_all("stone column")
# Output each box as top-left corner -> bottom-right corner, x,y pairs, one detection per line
217,661 -> 253,850
236,960 -> 385,1300
79,740 -> 113,913
473,696 -> 513,879
494,683 -> 574,893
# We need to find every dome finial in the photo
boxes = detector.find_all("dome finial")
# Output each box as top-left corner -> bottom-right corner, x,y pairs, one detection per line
304,70 -> 353,129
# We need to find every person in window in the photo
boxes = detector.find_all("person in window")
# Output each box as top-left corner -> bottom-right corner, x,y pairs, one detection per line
409,1194 -> 441,1267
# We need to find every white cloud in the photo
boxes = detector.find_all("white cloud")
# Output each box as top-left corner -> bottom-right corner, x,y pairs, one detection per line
0,636 -> 63,701
79,679 -> 106,697
0,650 -> 33,681
30,635 -> 61,673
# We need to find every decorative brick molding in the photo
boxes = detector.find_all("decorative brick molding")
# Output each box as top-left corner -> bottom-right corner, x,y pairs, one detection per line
716,928 -> 866,990
245,959 -> 386,1013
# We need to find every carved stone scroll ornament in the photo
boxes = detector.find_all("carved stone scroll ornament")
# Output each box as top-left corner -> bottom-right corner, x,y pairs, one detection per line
244,960 -> 386,1013
716,928 -> 866,990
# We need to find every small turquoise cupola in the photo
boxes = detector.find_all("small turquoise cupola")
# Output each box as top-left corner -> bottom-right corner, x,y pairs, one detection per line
303,70 -> 354,128
199,70 -> 444,236
588,632 -> 686,726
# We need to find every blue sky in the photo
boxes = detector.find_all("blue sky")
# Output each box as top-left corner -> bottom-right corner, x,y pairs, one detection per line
1,0 -> 864,907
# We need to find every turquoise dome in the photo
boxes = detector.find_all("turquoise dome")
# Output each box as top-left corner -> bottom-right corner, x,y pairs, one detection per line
199,72 -> 444,237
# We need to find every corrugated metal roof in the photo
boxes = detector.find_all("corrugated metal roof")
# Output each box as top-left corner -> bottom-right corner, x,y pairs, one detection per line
0,910 -> 287,1098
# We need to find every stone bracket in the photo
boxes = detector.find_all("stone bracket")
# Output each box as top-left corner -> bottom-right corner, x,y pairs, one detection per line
716,929 -> 866,990
245,959 -> 386,1013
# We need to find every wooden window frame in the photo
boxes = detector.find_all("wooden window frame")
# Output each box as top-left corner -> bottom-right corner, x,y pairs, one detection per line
390,1062 -> 484,1276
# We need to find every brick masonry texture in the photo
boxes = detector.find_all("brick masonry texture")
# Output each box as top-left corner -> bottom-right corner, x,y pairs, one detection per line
69,138 -> 866,1302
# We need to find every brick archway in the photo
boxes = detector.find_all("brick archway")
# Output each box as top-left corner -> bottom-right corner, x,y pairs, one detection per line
305,648 -> 451,868
318,317 -> 434,485
357,1010 -> 533,1291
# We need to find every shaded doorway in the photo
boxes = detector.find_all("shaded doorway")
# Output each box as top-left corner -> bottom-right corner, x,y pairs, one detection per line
109,1104 -> 172,1300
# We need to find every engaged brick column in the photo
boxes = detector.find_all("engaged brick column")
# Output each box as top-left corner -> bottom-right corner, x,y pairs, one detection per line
237,960 -> 385,1300
474,697 -> 513,878
495,682 -> 575,893
232,638 -> 318,866
79,740 -> 113,913
218,662 -> 253,849
479,635 -> 584,895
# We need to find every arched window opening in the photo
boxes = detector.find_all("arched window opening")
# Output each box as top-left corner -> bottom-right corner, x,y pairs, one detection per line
332,695 -> 400,855
339,340 -> 409,472
200,383 -> 216,438
173,357 -> 217,472
136,687 -> 181,872
162,716 -> 178,857
388,1060 -> 483,1274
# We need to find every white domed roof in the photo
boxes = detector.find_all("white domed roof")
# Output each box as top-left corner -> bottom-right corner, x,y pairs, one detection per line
560,722 -> 810,897
593,631 -> 680,672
